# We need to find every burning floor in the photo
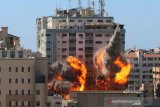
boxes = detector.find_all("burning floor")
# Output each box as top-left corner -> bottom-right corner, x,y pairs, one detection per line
48,24 -> 131,99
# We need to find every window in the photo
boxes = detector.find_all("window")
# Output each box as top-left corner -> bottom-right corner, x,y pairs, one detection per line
9,67 -> 11,72
134,64 -> 138,67
15,79 -> 18,83
79,41 -> 83,44
85,47 -> 93,51
15,67 -> 18,72
78,20 -> 83,22
143,63 -> 147,66
36,101 -> 40,106
87,20 -> 93,22
105,34 -> 110,37
9,101 -> 11,106
46,34 -> 51,36
106,41 -> 109,44
22,101 -> 24,106
134,58 -> 138,61
9,78 -> 12,84
62,55 -> 67,59
22,67 -> 24,72
79,48 -> 83,51
15,90 -> 18,95
28,79 -> 30,83
69,40 -> 75,43
22,90 -> 24,95
28,90 -> 31,95
106,20 -> 112,23
62,34 -> 67,37
28,101 -> 31,106
98,20 -> 103,22
95,41 -> 102,44
79,55 -> 83,59
22,79 -> 24,83
9,90 -> 11,95
62,48 -> 67,52
148,57 -> 153,61
85,40 -> 93,43
79,34 -> 83,38
36,90 -> 40,95
69,47 -> 76,51
70,20 -> 74,22
26,67 -> 30,73
62,41 -> 67,43
15,101 -> 18,106
95,34 -> 102,37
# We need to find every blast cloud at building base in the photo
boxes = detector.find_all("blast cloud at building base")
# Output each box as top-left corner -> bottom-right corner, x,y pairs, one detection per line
48,24 -> 131,99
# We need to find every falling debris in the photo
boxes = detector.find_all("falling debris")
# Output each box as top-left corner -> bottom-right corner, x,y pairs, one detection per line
94,24 -> 131,89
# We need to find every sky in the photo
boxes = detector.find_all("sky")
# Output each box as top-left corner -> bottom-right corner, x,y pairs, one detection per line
0,0 -> 160,51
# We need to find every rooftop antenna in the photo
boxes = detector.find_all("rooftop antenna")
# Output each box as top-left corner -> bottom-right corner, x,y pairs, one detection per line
88,0 -> 91,8
91,0 -> 95,10
59,0 -> 62,9
99,0 -> 105,16
69,0 -> 71,9
78,0 -> 82,8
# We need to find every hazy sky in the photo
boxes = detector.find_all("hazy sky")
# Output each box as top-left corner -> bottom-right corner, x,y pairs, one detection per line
0,0 -> 160,51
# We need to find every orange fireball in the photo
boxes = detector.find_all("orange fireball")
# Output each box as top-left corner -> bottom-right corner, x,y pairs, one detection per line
114,57 -> 131,85
66,56 -> 87,91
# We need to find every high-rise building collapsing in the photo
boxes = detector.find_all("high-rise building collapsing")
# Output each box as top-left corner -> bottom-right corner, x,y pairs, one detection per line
36,0 -> 126,85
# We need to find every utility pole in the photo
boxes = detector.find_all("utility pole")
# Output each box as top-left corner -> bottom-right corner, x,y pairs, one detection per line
99,0 -> 105,16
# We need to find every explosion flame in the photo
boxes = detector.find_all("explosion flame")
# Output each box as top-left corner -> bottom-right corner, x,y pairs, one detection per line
66,56 -> 87,91
48,24 -> 131,99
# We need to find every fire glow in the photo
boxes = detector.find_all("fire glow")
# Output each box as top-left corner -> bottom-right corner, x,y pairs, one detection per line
48,25 -> 131,99
114,57 -> 131,85
66,56 -> 87,91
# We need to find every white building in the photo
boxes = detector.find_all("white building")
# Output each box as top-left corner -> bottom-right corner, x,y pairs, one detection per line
126,49 -> 160,91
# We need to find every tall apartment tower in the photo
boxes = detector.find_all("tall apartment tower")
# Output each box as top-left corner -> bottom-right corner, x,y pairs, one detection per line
36,8 -> 125,82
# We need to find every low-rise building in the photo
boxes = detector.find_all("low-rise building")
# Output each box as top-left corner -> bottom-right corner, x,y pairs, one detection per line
0,27 -> 20,50
0,56 -> 48,107
126,49 -> 160,91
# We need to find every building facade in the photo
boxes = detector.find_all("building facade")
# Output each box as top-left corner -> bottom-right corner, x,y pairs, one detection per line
0,27 -> 20,50
126,49 -> 160,91
0,56 -> 48,107
36,8 -> 125,82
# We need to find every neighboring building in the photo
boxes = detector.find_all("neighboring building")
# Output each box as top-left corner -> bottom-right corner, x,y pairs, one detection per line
70,91 -> 143,107
0,55 -> 48,107
126,49 -> 160,91
0,49 -> 32,58
153,67 -> 160,98
0,27 -> 20,50
36,8 -> 125,83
